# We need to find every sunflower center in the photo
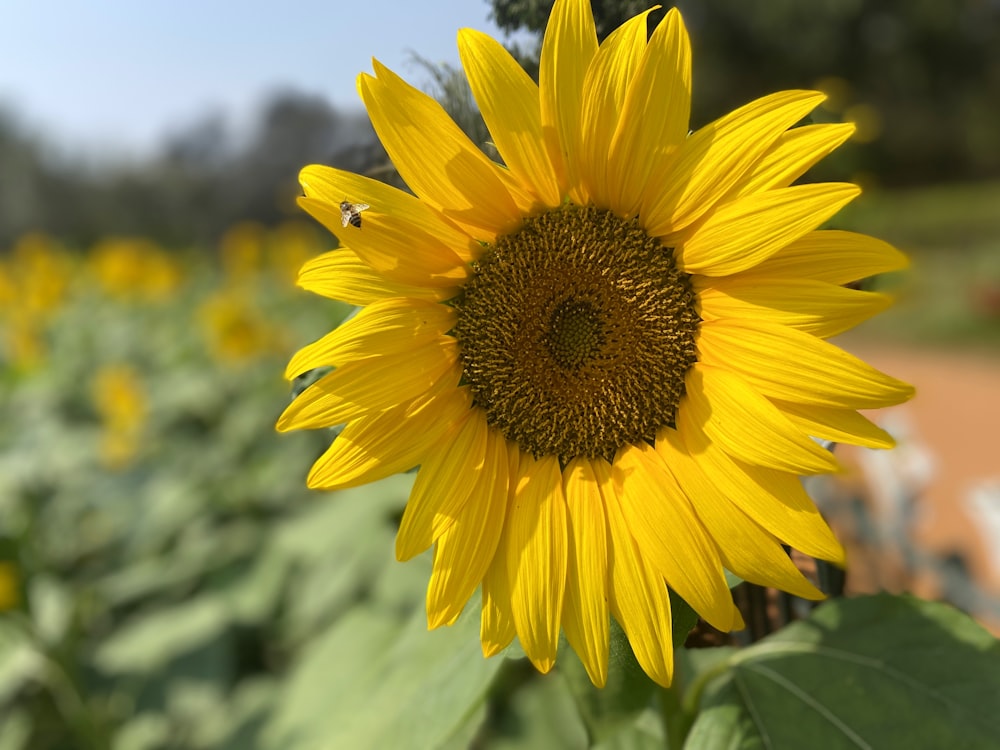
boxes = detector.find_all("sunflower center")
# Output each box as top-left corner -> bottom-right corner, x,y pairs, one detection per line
453,205 -> 699,464
546,299 -> 604,370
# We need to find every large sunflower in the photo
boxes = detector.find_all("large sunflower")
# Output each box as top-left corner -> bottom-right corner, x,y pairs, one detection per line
278,0 -> 913,687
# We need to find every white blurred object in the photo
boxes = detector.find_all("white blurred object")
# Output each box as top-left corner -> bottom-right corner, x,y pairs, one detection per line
965,480 -> 1000,573
856,408 -> 935,526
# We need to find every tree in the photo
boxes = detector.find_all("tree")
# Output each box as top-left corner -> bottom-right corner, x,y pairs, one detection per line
487,0 -> 1000,185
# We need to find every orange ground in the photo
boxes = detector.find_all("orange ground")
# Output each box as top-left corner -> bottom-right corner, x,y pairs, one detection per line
826,343 -> 1000,632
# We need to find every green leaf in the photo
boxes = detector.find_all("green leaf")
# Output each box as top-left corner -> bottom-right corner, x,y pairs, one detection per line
112,714 -> 170,750
273,474 -> 411,563
0,621 -> 42,705
670,590 -> 700,650
556,591 -> 700,745
190,679 -> 277,750
94,597 -> 229,674
266,578 -> 503,750
28,575 -> 72,646
0,707 -> 31,750
684,594 -> 1000,749
436,705 -> 490,750
277,475 -> 414,638
561,618 -> 657,743
224,548 -> 289,625
476,667 -> 588,749
591,708 -> 665,750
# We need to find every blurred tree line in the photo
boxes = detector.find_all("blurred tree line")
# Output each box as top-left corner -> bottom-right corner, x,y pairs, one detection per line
0,93 -> 389,249
2,0 -> 998,250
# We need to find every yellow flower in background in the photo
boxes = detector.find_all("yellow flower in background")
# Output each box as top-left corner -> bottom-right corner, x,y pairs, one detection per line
88,237 -> 184,302
7,233 -> 74,316
279,0 -> 914,687
0,234 -> 75,369
0,562 -> 18,611
3,319 -> 47,371
0,260 -> 17,309
220,222 -> 266,283
141,248 -> 184,300
199,289 -> 287,363
267,221 -> 325,287
92,364 -> 148,470
0,274 -> 37,372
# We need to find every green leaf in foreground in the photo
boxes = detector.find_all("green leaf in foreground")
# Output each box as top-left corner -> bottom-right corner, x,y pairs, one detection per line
265,580 -> 502,750
685,593 -> 1000,749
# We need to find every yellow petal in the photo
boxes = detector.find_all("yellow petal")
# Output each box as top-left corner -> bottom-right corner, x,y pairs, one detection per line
562,457 -> 610,688
306,386 -> 471,490
602,457 -> 674,687
296,247 -> 457,304
577,9 -> 653,208
481,440 -> 521,657
426,427 -> 509,628
298,164 -> 476,261
458,29 -> 561,208
277,344 -> 461,432
396,409 -> 489,561
696,277 -> 892,338
677,183 -> 860,277
277,340 -> 459,432
609,8 -> 691,218
698,319 -> 915,409
773,400 -> 896,450
539,0 -> 598,202
725,123 -> 856,201
677,407 -> 846,564
481,565 -> 516,656
284,298 -> 456,380
656,427 -> 824,600
298,197 -> 469,288
506,453 -> 567,673
613,442 -> 737,631
360,61 -> 534,237
684,364 -> 840,475
642,90 -> 827,239
744,229 -> 909,285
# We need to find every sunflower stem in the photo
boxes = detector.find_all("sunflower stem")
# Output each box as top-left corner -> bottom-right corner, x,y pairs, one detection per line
657,674 -> 691,748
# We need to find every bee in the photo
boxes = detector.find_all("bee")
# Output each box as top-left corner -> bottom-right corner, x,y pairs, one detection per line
340,200 -> 370,228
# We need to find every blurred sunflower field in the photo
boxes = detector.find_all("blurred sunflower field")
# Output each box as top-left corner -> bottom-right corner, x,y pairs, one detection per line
0,223 -> 501,750
5,193 -> 1000,750
3,1 -> 1000,747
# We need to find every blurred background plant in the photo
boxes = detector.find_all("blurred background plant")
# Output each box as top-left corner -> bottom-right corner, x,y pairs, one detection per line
1,1 -> 999,748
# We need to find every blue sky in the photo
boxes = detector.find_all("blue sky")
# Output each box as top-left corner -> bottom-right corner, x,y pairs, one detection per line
0,0 -> 531,155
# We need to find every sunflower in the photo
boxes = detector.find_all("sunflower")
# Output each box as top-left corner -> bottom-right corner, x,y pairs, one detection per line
278,0 -> 913,688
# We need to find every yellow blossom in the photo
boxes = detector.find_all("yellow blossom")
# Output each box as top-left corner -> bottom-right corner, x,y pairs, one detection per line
279,0 -> 913,687
92,364 -> 147,470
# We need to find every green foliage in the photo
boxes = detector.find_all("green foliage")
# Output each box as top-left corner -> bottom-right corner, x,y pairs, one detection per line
557,620 -> 659,744
438,594 -> 1000,748
0,239 -> 356,748
838,181 -> 1000,348
491,0 -> 665,40
684,594 -> 1000,749
1,229 -> 998,747
267,591 -> 503,749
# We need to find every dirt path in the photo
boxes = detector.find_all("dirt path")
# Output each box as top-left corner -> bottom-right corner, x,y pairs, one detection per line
832,342 -> 1000,630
